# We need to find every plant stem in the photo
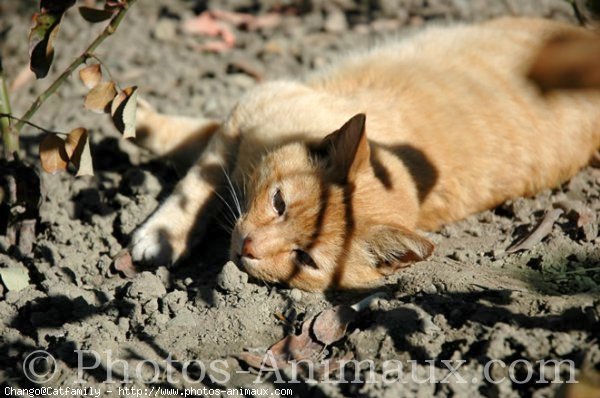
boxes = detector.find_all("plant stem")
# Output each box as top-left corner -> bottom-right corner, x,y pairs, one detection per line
0,59 -> 18,160
14,0 -> 137,134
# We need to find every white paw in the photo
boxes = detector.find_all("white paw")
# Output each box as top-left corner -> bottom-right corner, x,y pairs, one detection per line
130,220 -> 183,265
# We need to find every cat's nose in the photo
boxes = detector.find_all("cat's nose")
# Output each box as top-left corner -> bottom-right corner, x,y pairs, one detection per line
241,236 -> 258,259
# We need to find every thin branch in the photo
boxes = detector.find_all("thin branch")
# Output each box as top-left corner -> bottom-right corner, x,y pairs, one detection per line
86,52 -> 121,90
14,0 -> 137,133
0,113 -> 56,134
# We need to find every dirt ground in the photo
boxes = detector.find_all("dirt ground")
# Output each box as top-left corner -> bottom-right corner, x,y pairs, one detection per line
1,0 -> 599,397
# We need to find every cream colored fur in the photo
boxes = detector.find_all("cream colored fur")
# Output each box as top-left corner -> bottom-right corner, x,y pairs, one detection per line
129,18 -> 600,291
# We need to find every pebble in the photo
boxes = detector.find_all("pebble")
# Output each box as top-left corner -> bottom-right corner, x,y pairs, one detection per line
126,272 -> 167,300
289,288 -> 302,301
217,261 -> 248,293
324,9 -> 348,33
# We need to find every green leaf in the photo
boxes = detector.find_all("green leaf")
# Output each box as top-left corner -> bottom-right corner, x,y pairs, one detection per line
78,6 -> 116,23
0,267 -> 30,292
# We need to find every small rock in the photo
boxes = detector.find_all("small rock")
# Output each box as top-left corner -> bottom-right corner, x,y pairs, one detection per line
126,272 -> 167,300
118,317 -> 130,331
289,288 -> 302,301
169,310 -> 197,328
324,8 -> 348,33
422,283 -> 437,294
217,261 -> 248,293
143,298 -> 159,314
153,18 -> 177,42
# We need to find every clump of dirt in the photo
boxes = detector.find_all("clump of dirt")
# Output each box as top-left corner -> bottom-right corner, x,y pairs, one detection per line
1,1 -> 599,397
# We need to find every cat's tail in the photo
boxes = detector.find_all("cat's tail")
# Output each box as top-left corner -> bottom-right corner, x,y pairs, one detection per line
134,98 -> 221,167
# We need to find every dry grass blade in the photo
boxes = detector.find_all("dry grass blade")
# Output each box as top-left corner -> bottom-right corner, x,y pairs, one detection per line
507,208 -> 564,253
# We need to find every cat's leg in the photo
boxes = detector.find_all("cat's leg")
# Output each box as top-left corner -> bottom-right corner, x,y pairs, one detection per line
130,119 -> 240,265
134,99 -> 221,167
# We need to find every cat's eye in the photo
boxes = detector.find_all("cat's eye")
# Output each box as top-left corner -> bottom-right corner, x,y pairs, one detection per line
294,249 -> 318,269
272,188 -> 286,216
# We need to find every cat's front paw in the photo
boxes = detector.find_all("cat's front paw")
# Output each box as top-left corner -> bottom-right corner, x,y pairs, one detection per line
130,220 -> 186,266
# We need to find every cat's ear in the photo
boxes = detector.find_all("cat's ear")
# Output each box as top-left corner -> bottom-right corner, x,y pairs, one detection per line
318,113 -> 370,182
361,224 -> 434,275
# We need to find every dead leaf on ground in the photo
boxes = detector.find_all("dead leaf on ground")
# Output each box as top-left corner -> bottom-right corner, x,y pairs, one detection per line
84,81 -> 117,113
111,86 -> 138,139
79,63 -> 102,89
39,133 -> 69,174
0,267 -> 30,292
183,11 -> 236,52
506,208 -> 564,253
65,128 -> 93,177
113,250 -> 137,278
312,305 -> 357,345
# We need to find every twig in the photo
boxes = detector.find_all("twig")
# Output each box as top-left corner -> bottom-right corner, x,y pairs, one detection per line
13,0 -> 137,134
506,208 -> 564,253
0,113 -> 56,134
86,52 -> 121,90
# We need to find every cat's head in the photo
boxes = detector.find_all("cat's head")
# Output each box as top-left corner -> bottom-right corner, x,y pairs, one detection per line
230,114 -> 434,291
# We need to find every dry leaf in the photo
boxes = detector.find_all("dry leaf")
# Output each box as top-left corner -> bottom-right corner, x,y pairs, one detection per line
84,81 -> 117,113
29,12 -> 62,79
66,128 -> 93,177
39,133 -> 69,174
113,250 -> 137,278
0,267 -> 30,292
78,6 -> 115,23
111,86 -> 138,138
312,305 -> 357,345
506,208 -> 564,253
183,11 -> 236,51
79,63 -> 102,89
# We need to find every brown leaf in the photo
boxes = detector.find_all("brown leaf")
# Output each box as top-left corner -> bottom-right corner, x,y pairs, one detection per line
84,81 -> 116,113
79,63 -> 102,89
113,250 -> 137,278
183,11 -> 236,49
78,6 -> 115,23
29,12 -> 62,79
39,133 -> 69,174
238,318 -> 323,371
312,305 -> 357,345
506,208 -> 564,253
268,318 -> 323,362
65,128 -> 93,177
111,86 -> 138,138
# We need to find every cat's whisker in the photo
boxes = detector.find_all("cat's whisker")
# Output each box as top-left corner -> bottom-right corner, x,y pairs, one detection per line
220,164 -> 242,218
213,188 -> 239,227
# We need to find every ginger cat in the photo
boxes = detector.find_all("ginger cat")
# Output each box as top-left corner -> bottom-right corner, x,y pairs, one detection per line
129,18 -> 600,292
